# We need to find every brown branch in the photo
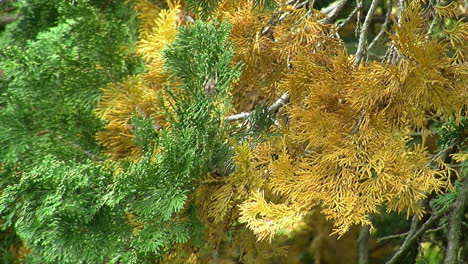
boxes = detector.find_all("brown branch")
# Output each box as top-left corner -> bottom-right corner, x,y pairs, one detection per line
385,205 -> 452,264
354,0 -> 380,65
426,139 -> 460,167
444,172 -> 468,264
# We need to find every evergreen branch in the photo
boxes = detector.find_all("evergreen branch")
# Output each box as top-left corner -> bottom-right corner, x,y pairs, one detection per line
444,172 -> 468,264
385,205 -> 452,264
354,0 -> 380,65
225,92 -> 289,122
368,0 -> 393,51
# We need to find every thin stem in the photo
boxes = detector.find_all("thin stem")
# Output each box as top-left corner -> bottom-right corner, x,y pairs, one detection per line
354,0 -> 380,65
397,0 -> 405,25
368,0 -> 393,51
336,4 -> 360,30
57,135 -> 104,161
322,0 -> 352,24
377,223 -> 447,243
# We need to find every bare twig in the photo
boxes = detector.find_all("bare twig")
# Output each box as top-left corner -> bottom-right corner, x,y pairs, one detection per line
368,0 -> 393,51
261,0 -> 313,37
321,0 -> 352,24
385,205 -> 452,264
336,3 -> 360,30
444,172 -> 468,264
225,112 -> 252,122
378,223 -> 448,243
427,139 -> 459,167
354,0 -> 380,65
268,92 -> 290,113
225,92 -> 290,122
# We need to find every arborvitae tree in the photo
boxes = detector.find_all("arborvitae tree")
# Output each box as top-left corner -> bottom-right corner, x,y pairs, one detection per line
0,0 -> 466,263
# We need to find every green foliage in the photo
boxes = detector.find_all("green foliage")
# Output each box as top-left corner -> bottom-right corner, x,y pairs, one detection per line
163,20 -> 240,102
0,0 -> 140,262
0,156 -> 129,264
131,115 -> 159,153
0,0 -> 140,173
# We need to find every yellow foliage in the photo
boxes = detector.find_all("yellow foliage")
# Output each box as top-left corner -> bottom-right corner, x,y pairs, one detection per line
238,191 -> 303,242
451,152 -> 468,162
230,0 -> 464,238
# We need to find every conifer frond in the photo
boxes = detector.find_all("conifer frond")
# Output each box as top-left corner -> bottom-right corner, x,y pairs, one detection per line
239,191 -> 302,242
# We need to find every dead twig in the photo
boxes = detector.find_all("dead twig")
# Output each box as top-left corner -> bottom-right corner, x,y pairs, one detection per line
368,0 -> 393,51
321,0 -> 352,24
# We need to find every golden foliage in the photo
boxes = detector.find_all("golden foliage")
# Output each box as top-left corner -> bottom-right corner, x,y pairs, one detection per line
231,0 -> 465,238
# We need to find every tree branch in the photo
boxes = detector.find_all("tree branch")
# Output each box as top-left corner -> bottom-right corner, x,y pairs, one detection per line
225,92 -> 290,122
444,172 -> 468,264
358,225 -> 371,264
354,0 -> 380,65
57,135 -> 104,161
